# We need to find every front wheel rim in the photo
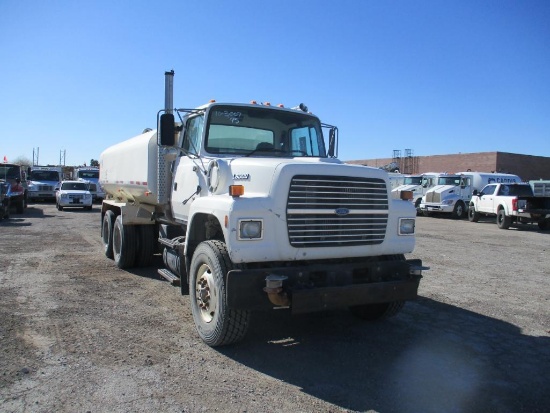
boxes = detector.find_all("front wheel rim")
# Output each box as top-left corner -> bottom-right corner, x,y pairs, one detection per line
195,263 -> 218,323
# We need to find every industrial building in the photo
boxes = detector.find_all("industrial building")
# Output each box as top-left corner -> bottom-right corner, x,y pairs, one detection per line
347,151 -> 550,181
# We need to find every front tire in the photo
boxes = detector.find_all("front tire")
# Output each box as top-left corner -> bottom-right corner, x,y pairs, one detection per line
452,202 -> 466,219
350,254 -> 406,321
468,205 -> 480,222
112,215 -> 137,269
189,240 -> 250,347
538,219 -> 549,230
497,209 -> 511,229
350,301 -> 405,320
16,199 -> 24,214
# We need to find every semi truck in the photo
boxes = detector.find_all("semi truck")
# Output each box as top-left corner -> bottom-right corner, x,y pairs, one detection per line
99,71 -> 427,346
27,166 -> 63,202
392,172 -> 441,214
419,172 -> 521,219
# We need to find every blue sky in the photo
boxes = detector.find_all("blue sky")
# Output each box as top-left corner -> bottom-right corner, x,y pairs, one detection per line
1,0 -> 549,166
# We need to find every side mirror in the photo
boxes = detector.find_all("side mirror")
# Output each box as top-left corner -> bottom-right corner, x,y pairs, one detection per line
159,113 -> 175,146
328,127 -> 337,158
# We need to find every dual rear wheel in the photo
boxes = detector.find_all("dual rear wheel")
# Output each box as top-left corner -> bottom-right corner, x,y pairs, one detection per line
101,211 -> 155,269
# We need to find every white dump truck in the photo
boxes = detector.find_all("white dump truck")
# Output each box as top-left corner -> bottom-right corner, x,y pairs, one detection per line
99,71 -> 427,346
392,172 -> 441,213
420,171 -> 521,219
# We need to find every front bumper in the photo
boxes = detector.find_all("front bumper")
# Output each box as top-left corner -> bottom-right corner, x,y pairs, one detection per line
58,197 -> 92,207
29,192 -> 56,200
421,203 -> 453,213
226,258 -> 424,313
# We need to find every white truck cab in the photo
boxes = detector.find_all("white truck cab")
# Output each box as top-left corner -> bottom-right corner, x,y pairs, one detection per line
420,172 -> 521,219
98,71 -> 427,346
27,166 -> 62,202
74,167 -> 105,201
392,172 -> 441,213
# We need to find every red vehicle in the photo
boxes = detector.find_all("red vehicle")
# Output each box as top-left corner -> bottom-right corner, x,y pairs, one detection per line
0,180 -> 10,219
0,164 -> 28,213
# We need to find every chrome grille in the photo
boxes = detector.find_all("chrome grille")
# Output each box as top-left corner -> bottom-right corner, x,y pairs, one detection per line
287,175 -> 388,247
426,192 -> 440,203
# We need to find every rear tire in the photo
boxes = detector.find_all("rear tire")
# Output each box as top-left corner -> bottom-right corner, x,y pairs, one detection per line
135,224 -> 155,267
113,215 -> 137,269
102,210 -> 116,259
497,209 -> 511,229
189,240 -> 250,346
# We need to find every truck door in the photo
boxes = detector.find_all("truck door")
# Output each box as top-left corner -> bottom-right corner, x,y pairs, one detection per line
170,114 -> 204,223
478,184 -> 497,213
459,177 -> 472,202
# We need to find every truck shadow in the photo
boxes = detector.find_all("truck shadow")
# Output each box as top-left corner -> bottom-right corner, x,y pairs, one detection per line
467,217 -> 550,233
0,217 -> 32,227
217,297 -> 550,413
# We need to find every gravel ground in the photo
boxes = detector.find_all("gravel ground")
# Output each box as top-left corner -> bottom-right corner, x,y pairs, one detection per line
1,203 -> 549,413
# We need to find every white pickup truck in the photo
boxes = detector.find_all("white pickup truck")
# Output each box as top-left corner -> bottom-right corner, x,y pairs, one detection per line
468,182 -> 550,230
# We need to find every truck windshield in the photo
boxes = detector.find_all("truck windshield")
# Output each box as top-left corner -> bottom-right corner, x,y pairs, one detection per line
78,171 -> 99,179
438,176 -> 462,186
0,166 -> 19,179
31,171 -> 60,181
62,182 -> 88,191
204,105 -> 326,157
403,176 -> 422,185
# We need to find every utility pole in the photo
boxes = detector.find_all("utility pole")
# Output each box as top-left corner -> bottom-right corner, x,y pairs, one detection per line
33,147 -> 40,166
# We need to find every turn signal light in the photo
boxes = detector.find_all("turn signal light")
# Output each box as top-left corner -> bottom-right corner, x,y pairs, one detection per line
229,185 -> 245,197
400,190 -> 414,200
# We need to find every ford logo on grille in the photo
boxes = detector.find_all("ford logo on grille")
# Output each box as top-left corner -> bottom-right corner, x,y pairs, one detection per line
335,208 -> 350,216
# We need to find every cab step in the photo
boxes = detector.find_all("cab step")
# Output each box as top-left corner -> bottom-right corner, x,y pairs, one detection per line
158,268 -> 180,286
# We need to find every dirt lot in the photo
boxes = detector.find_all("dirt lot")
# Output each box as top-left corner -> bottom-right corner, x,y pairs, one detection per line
1,204 -> 549,413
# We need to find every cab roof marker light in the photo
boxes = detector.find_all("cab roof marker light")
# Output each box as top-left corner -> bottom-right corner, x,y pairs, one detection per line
277,104 -> 284,108
250,100 -> 257,104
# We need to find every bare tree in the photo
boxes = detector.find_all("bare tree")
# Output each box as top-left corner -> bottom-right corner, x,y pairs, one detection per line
11,155 -> 32,166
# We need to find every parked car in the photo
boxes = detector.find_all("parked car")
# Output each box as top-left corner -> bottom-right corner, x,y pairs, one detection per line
0,179 -> 10,219
55,181 -> 93,211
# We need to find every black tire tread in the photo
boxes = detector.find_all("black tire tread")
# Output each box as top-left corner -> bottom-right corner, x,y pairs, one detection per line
113,215 -> 137,269
190,240 -> 250,346
135,224 -> 155,267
